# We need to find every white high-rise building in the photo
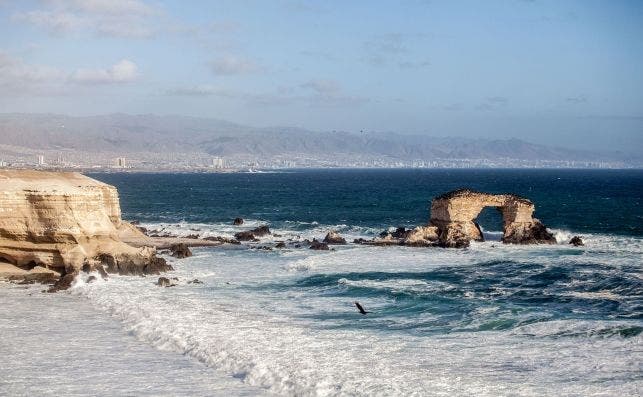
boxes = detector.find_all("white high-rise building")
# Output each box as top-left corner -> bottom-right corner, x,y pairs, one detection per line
212,157 -> 225,169
37,155 -> 45,166
115,157 -> 127,168
0,160 -> 7,167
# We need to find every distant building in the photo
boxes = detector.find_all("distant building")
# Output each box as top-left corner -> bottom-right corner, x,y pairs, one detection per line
37,155 -> 45,166
0,160 -> 7,168
114,157 -> 127,168
212,157 -> 225,169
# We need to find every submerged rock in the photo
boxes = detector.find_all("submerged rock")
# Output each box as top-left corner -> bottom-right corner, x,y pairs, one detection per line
156,277 -> 173,287
169,243 -> 192,258
187,278 -> 203,284
203,236 -> 241,245
275,242 -> 286,248
569,236 -> 584,246
47,270 -> 78,293
309,239 -> 329,250
233,217 -> 244,225
323,230 -> 347,245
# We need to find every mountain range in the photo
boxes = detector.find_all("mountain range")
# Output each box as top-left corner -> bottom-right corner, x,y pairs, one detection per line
0,113 -> 639,167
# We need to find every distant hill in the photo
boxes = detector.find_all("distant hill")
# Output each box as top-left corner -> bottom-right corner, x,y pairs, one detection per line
0,113 -> 638,167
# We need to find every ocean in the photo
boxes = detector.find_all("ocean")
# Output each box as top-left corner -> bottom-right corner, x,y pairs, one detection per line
2,169 -> 642,396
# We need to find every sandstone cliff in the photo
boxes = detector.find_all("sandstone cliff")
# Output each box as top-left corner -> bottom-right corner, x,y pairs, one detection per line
0,170 -> 171,283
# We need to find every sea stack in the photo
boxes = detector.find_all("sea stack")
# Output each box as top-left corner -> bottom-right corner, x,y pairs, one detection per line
0,170 -> 172,286
429,189 -> 556,247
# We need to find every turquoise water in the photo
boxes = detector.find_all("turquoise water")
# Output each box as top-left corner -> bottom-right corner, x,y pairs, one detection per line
73,169 -> 642,396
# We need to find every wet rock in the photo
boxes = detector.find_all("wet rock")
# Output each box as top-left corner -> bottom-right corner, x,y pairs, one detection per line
233,217 -> 244,225
275,242 -> 286,248
156,277 -> 173,287
323,230 -> 346,245
86,275 -> 97,283
99,253 -> 173,276
81,262 -> 109,279
169,243 -> 192,258
309,239 -> 329,250
145,256 -> 173,274
185,234 -> 200,239
47,270 -> 78,293
234,225 -> 271,241
353,238 -> 368,244
203,236 -> 241,245
403,226 -> 439,246
569,236 -> 584,246
187,278 -> 203,284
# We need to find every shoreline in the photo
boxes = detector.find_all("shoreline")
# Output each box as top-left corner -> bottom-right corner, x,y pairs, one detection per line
0,281 -> 265,397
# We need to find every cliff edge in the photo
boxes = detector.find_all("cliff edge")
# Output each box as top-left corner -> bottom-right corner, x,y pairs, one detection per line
0,170 -> 171,286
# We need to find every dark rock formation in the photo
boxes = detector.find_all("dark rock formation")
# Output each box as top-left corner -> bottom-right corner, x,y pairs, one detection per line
203,236 -> 241,245
86,275 -> 97,283
234,225 -> 271,241
275,242 -> 286,248
323,231 -> 347,245
309,239 -> 329,250
99,253 -> 173,276
187,278 -> 203,284
157,277 -> 173,287
233,217 -> 244,225
569,236 -> 584,246
47,270 -> 78,293
169,243 -> 192,258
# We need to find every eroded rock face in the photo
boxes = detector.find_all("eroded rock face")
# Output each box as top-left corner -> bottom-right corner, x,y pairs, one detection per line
0,170 -> 170,280
429,189 -> 555,246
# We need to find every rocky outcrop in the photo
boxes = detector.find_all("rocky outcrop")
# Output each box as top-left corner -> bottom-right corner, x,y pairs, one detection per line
309,239 -> 329,250
233,217 -> 244,225
169,243 -> 192,258
429,189 -> 555,246
323,230 -> 346,245
0,170 -> 172,288
569,236 -> 584,246
234,225 -> 271,241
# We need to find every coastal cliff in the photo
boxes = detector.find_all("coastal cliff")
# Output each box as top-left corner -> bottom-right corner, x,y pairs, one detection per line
0,170 -> 171,285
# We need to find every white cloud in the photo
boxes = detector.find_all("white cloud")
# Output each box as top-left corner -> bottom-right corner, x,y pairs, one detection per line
12,10 -> 87,33
65,0 -> 156,16
0,51 -> 65,93
210,56 -> 260,75
70,59 -> 138,84
12,0 -> 160,38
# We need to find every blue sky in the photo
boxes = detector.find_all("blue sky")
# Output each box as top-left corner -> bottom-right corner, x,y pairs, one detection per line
1,0 -> 642,152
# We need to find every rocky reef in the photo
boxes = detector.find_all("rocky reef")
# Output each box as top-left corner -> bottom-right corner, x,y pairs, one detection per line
0,170 -> 172,287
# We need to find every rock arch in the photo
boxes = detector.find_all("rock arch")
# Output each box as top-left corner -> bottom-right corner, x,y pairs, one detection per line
429,189 -> 555,247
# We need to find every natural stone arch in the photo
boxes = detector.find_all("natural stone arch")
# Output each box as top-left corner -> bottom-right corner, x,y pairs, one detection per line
428,189 -> 555,247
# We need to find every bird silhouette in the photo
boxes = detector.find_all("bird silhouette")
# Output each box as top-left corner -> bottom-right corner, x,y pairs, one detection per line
354,301 -> 371,315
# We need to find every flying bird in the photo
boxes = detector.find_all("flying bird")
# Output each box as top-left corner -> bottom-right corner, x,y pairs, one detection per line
354,301 -> 371,315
